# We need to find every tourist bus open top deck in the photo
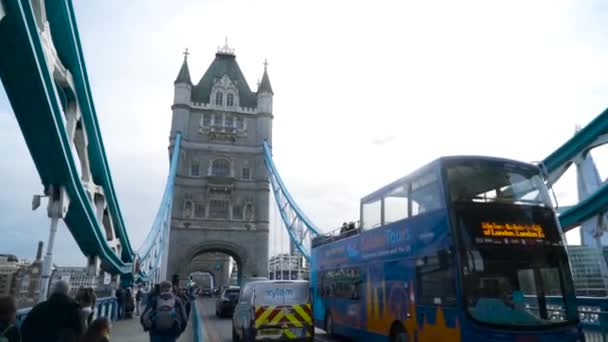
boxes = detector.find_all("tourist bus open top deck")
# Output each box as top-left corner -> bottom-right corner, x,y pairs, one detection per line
311,156 -> 583,342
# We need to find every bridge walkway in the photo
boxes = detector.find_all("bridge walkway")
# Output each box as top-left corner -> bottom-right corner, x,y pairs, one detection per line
112,311 -> 196,342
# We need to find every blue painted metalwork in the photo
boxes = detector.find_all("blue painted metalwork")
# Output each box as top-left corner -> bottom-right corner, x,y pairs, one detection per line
0,0 -> 130,273
539,107 -> 608,231
45,0 -> 136,262
193,300 -> 204,342
137,134 -> 181,281
0,0 -> 179,279
263,142 -> 321,261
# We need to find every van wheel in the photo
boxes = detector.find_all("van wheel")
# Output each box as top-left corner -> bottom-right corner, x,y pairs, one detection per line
390,324 -> 408,342
324,312 -> 335,336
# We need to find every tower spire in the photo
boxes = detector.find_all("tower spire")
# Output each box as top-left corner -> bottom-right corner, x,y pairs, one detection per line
258,58 -> 273,95
175,49 -> 192,85
217,37 -> 235,56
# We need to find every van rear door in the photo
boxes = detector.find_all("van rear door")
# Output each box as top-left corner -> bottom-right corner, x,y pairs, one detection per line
253,282 -> 313,339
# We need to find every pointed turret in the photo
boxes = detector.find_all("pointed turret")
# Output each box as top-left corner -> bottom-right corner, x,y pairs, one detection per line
174,53 -> 192,85
257,59 -> 273,115
171,50 -> 193,137
258,63 -> 273,95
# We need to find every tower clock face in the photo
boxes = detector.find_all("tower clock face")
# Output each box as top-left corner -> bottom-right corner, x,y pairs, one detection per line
31,267 -> 39,275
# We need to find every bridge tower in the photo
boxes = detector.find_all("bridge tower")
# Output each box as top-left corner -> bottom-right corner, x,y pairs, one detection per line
166,43 -> 272,285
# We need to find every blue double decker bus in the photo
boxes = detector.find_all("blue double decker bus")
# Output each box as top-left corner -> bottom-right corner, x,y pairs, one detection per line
311,156 -> 583,341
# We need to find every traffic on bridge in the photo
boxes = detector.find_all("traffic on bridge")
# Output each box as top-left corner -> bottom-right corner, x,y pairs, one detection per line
1,0 -> 608,341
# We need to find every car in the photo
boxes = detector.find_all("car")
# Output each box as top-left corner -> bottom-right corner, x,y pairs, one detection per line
216,286 -> 241,317
232,280 -> 313,342
201,288 -> 212,297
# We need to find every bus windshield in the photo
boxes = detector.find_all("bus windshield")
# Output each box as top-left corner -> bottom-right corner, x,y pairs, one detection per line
446,158 -> 577,328
446,159 -> 552,207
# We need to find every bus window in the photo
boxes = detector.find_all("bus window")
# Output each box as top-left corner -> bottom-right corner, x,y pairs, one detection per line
362,200 -> 381,230
415,249 -> 457,306
319,267 -> 362,300
383,184 -> 408,224
411,173 -> 443,216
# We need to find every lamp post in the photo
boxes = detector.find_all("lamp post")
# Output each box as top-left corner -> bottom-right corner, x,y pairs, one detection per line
34,186 -> 69,302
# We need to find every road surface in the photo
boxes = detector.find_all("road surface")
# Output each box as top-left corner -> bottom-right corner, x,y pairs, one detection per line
196,297 -> 342,341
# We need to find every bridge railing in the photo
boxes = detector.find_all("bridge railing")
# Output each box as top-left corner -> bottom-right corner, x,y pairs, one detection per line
521,296 -> 608,340
15,296 -> 118,327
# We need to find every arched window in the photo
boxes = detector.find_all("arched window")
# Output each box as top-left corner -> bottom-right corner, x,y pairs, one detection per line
227,93 -> 234,107
190,159 -> 200,177
184,200 -> 193,218
211,159 -> 231,177
215,92 -> 223,105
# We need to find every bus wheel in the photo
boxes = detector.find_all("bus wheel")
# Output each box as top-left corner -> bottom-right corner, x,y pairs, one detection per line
390,324 -> 408,342
324,312 -> 335,336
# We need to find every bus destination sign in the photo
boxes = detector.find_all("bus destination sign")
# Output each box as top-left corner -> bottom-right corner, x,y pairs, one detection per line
481,222 -> 545,239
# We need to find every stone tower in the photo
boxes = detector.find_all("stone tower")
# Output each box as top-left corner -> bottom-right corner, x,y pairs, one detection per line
166,43 -> 272,283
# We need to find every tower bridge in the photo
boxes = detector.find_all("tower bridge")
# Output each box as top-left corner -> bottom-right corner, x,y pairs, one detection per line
2,0 -> 608,340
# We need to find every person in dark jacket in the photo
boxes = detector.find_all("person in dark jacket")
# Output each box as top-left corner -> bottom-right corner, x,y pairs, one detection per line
21,280 -> 83,342
114,287 -> 125,320
141,281 -> 187,342
135,287 -> 143,316
0,296 -> 20,342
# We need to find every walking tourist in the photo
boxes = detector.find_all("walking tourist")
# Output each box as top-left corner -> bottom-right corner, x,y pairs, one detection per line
141,281 -> 187,342
21,280 -> 83,342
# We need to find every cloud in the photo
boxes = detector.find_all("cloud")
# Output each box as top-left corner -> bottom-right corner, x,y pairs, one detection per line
371,136 -> 397,146
2,0 -> 608,265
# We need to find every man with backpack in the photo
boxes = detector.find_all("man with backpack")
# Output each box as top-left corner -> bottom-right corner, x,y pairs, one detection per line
140,281 -> 188,342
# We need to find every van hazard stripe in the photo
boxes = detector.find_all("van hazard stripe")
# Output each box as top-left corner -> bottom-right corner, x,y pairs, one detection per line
293,305 -> 312,323
255,305 -> 276,328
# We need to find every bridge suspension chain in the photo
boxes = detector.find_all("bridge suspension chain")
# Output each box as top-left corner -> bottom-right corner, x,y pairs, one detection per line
136,134 -> 182,283
263,142 -> 321,262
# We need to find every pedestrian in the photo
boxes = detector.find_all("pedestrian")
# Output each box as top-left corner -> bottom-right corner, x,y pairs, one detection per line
21,280 -> 83,342
114,288 -> 124,320
146,284 -> 160,307
76,288 -> 96,330
135,287 -> 143,316
125,288 -> 134,319
79,317 -> 111,342
141,281 -> 187,342
0,296 -> 20,342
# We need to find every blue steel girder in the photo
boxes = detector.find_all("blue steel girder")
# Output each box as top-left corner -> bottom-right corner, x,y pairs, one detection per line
0,0 -> 130,273
136,134 -> 181,282
538,107 -> 608,231
44,0 -> 134,261
542,107 -> 608,185
263,142 -> 321,261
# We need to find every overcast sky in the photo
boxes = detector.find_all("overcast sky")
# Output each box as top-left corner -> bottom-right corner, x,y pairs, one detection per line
1,0 -> 608,266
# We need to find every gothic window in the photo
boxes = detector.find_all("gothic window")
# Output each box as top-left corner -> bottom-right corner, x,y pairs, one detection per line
190,159 -> 200,177
233,204 -> 242,220
202,114 -> 211,127
227,93 -> 234,107
215,92 -> 223,106
242,167 -> 251,180
184,200 -> 194,218
244,202 -> 254,221
211,159 -> 231,177
195,203 -> 205,218
236,116 -> 245,129
212,114 -> 222,127
225,115 -> 234,127
209,200 -> 229,219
